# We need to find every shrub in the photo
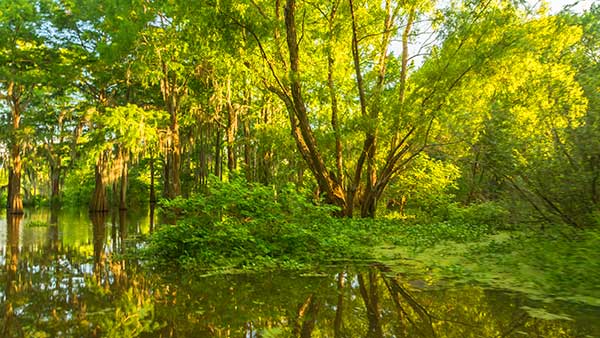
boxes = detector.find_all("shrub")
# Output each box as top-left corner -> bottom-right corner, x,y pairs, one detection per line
143,178 -> 373,270
446,201 -> 511,229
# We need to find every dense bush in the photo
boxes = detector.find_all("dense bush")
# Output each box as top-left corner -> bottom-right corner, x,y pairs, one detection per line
143,177 -> 520,269
143,178 -> 378,270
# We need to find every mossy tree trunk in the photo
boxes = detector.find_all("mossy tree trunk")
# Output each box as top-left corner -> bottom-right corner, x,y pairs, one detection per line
149,155 -> 157,205
50,157 -> 61,207
6,82 -> 24,214
90,153 -> 109,213
119,147 -> 128,210
226,76 -> 238,173
7,167 -> 23,214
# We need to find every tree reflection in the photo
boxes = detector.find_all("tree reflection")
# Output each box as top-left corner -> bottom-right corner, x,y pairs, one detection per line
2,214 -> 23,337
334,271 -> 345,338
293,293 -> 320,338
140,265 -> 596,338
0,209 -> 598,337
149,203 -> 155,232
382,271 -> 435,337
118,209 -> 128,254
91,211 -> 107,284
357,270 -> 384,338
47,207 -> 60,252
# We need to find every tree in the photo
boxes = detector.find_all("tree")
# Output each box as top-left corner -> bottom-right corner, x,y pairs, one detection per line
100,104 -> 167,210
454,11 -> 595,228
216,0 -> 561,217
134,2 -> 200,199
54,0 -> 152,211
0,0 -> 59,213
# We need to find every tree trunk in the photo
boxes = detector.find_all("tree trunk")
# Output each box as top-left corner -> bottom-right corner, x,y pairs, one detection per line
7,165 -> 23,214
327,6 -> 344,183
198,124 -> 208,186
50,158 -> 61,206
214,128 -> 222,179
258,105 -> 273,184
163,154 -> 171,198
283,0 -> 346,212
7,104 -> 23,214
361,193 -> 379,218
182,143 -> 192,197
257,0 -> 417,217
25,169 -> 37,206
243,118 -> 253,181
119,157 -> 128,210
226,77 -> 238,173
90,155 -> 109,213
171,112 -> 182,198
149,155 -> 156,205
159,54 -> 182,199
334,271 -> 345,338
170,130 -> 182,198
259,147 -> 273,184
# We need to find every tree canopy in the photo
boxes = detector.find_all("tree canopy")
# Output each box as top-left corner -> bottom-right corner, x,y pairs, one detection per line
0,0 -> 598,226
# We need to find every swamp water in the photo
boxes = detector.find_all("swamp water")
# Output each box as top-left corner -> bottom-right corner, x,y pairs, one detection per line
0,208 -> 598,337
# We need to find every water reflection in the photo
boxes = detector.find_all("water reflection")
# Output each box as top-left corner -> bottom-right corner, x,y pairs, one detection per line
148,268 -> 600,338
0,209 -> 598,337
48,207 -> 60,252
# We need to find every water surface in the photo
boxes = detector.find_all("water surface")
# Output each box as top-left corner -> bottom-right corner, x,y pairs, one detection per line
0,208 -> 598,337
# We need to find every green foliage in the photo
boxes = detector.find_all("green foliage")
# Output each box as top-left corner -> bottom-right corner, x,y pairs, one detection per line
381,201 -> 508,253
450,8 -> 598,228
143,178 -> 376,270
125,166 -> 152,207
385,155 -> 461,216
61,165 -> 95,207
450,227 -> 600,305
445,202 -> 511,229
390,221 -> 492,252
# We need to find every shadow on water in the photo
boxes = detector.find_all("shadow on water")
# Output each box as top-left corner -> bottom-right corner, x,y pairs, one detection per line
0,208 -> 598,337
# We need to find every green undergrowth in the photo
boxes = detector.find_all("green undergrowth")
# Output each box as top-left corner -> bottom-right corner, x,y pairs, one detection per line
379,227 -> 600,307
140,178 -> 600,306
141,181 -> 503,271
141,179 -> 387,271
141,179 -> 507,271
